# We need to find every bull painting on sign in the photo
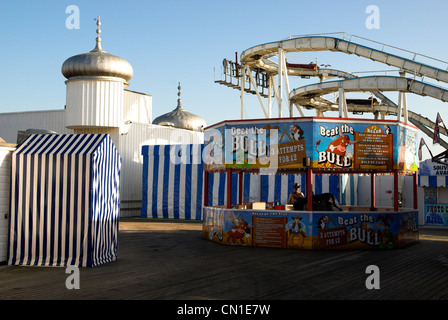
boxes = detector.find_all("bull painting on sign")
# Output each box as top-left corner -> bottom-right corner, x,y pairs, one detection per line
316,124 -> 356,169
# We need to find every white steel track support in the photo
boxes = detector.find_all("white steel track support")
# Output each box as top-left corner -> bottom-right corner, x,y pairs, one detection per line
240,65 -> 245,119
278,48 -> 283,117
398,91 -> 408,123
280,53 -> 291,115
246,66 -> 268,118
270,75 -> 281,117
338,87 -> 348,118
268,76 -> 272,118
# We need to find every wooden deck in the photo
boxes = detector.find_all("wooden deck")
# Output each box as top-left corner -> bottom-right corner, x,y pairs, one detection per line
1,217 -> 448,301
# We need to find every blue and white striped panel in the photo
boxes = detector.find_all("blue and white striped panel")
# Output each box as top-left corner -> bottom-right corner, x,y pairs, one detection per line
205,173 -> 341,207
243,173 -> 261,203
90,135 -> 121,267
260,174 -> 340,204
141,144 -> 204,220
418,175 -> 448,187
8,134 -> 120,267
260,174 -> 298,204
141,144 -> 354,220
207,172 -> 240,207
340,174 -> 358,206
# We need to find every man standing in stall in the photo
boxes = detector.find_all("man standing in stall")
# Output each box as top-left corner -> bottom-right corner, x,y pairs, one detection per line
288,183 -> 304,204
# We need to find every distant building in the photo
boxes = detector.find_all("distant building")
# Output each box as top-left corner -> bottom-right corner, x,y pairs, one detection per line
0,17 -> 205,217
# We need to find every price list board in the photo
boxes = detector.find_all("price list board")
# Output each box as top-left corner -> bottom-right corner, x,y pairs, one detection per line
353,126 -> 393,170
251,216 -> 287,248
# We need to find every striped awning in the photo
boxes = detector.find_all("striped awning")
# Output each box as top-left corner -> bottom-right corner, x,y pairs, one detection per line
8,134 -> 121,267
419,175 -> 448,187
418,159 -> 448,187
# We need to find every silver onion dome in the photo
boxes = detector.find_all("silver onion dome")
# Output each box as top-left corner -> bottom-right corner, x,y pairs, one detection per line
61,17 -> 133,82
152,83 -> 206,132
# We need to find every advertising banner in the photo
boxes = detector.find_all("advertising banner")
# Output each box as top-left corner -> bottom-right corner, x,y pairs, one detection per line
314,121 -> 417,171
424,204 -> 448,226
203,207 -> 418,249
204,118 -> 418,172
419,160 -> 448,176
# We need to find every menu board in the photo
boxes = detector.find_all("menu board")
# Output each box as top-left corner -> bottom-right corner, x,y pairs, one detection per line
252,216 -> 287,248
353,125 -> 393,169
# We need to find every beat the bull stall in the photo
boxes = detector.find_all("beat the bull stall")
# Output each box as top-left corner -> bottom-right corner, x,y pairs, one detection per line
202,117 -> 419,250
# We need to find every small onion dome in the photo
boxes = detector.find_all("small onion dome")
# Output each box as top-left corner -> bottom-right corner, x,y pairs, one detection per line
152,83 -> 206,132
61,17 -> 133,82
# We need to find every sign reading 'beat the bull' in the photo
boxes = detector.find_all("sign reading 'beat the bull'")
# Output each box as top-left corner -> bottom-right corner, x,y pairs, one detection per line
203,117 -> 418,172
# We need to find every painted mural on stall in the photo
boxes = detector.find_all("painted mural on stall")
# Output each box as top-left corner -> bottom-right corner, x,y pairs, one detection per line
313,211 -> 418,249
314,121 -> 418,171
203,208 -> 312,249
203,121 -> 312,171
203,119 -> 418,172
202,207 -> 419,250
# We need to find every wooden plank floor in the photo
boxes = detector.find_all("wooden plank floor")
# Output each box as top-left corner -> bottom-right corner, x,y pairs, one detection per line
1,217 -> 448,300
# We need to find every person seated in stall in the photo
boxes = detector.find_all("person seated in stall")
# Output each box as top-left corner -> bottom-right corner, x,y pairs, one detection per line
288,183 -> 304,204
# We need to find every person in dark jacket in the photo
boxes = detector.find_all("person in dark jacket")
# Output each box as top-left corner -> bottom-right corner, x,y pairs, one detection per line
288,183 -> 304,204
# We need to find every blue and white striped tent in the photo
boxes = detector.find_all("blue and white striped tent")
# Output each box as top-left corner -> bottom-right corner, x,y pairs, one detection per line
141,144 -> 343,220
141,144 -> 204,220
8,134 -> 121,267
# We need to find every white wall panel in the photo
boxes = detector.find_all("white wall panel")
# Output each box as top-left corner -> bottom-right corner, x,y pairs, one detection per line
119,123 -> 204,217
0,110 -> 71,144
123,90 -> 152,125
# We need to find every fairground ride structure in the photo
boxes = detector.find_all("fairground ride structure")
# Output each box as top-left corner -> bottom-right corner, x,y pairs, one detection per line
215,33 -> 448,157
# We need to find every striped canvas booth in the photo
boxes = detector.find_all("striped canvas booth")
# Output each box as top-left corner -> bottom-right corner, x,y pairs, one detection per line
141,144 -> 341,220
141,144 -> 204,220
8,134 -> 121,267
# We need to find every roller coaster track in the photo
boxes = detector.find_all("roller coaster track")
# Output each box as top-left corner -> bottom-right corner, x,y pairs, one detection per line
240,34 -> 448,83
235,34 -> 448,147
289,76 -> 448,149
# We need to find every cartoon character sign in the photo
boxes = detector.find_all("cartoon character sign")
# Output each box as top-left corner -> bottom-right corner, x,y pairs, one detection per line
226,213 -> 251,245
376,214 -> 395,249
284,215 -> 307,248
289,124 -> 305,141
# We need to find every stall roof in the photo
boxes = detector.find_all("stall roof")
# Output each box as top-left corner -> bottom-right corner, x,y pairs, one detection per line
204,116 -> 419,131
0,137 -> 17,149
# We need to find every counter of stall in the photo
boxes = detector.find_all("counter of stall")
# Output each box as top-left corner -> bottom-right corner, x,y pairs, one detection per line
202,203 -> 419,250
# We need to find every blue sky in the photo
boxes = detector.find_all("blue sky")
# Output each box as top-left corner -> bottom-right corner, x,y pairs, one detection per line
1,0 -> 448,158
